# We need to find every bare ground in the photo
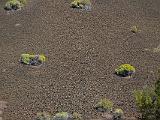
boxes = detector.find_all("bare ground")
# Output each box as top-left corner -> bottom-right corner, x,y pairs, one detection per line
0,0 -> 160,120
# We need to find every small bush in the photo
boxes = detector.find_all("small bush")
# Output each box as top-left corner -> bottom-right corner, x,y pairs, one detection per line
20,54 -> 46,66
134,88 -> 157,120
95,98 -> 113,112
115,64 -> 135,77
155,76 -> 160,96
155,69 -> 160,118
131,26 -> 139,33
4,0 -> 27,11
72,112 -> 82,120
35,112 -> 51,120
5,0 -> 22,10
53,112 -> 72,120
156,96 -> 160,119
113,108 -> 124,120
71,0 -> 91,9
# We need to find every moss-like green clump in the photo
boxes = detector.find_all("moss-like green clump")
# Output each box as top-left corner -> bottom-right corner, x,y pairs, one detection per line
53,112 -> 70,120
95,98 -> 113,112
4,0 -> 27,10
131,26 -> 139,33
71,0 -> 91,9
115,64 -> 135,77
20,54 -> 46,66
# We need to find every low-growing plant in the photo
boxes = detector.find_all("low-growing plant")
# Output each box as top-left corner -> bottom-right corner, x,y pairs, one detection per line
134,87 -> 157,120
155,79 -> 160,96
155,69 -> 160,119
71,0 -> 91,9
115,64 -> 135,77
53,112 -> 72,120
113,108 -> 124,120
95,98 -> 113,112
35,112 -> 51,120
72,112 -> 82,120
4,0 -> 27,11
155,96 -> 160,119
5,0 -> 22,10
131,26 -> 139,33
20,54 -> 46,66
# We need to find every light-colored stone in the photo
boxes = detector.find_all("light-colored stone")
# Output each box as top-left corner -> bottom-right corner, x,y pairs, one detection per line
0,101 -> 7,109
102,113 -> 113,119
0,110 -> 2,115
15,23 -> 21,27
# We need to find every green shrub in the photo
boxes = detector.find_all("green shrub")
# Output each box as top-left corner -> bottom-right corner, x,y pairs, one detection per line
4,0 -> 27,10
20,54 -> 46,65
72,112 -> 82,120
113,108 -> 124,120
156,96 -> 160,118
35,112 -> 51,120
95,98 -> 113,112
53,112 -> 72,120
131,26 -> 139,33
155,75 -> 160,96
39,54 -> 46,62
155,69 -> 160,118
115,64 -> 135,77
20,54 -> 31,64
134,88 -> 157,120
71,0 -> 91,9
5,0 -> 22,10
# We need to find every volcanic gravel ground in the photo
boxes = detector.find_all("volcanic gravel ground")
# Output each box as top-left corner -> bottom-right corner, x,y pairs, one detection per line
0,0 -> 160,120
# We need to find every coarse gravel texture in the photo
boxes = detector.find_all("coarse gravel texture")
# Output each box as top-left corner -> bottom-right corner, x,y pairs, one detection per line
0,0 -> 160,120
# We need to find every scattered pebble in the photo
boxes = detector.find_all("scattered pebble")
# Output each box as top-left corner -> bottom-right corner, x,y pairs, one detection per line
2,69 -> 6,72
0,110 -> 2,115
15,23 -> 21,27
0,101 -> 7,109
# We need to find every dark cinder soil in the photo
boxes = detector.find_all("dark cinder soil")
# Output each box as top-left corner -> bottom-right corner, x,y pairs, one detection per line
0,0 -> 160,120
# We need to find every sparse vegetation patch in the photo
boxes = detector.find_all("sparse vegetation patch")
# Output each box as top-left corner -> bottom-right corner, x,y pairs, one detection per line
131,26 -> 139,33
134,86 -> 160,120
4,0 -> 27,11
71,0 -> 91,11
115,64 -> 135,77
20,54 -> 46,66
95,98 -> 113,112
53,112 -> 72,120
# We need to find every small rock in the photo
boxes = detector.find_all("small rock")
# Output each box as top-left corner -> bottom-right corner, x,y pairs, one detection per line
0,110 -> 3,115
15,23 -> 21,27
2,69 -> 6,72
117,101 -> 124,106
0,101 -> 7,109
102,112 -> 113,120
